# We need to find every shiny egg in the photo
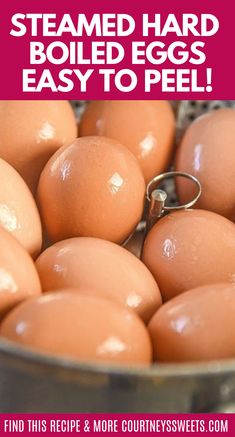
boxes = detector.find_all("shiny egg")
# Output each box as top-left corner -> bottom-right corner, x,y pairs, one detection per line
0,158 -> 42,258
0,291 -> 152,365
148,283 -> 235,362
36,237 -> 162,323
0,226 -> 41,318
0,101 -> 77,193
37,136 -> 145,244
142,209 -> 235,301
175,108 -> 235,221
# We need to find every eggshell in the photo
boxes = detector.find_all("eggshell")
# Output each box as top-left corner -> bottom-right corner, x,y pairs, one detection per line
175,108 -> 235,221
36,237 -> 162,323
0,158 -> 42,258
0,291 -> 152,365
37,136 -> 145,244
148,283 -> 235,362
0,101 -> 77,193
80,101 -> 175,182
142,209 -> 235,301
0,227 -> 41,318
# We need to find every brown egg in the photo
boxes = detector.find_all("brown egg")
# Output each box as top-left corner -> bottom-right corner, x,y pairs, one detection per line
0,101 -> 77,193
36,237 -> 161,323
175,108 -> 235,221
38,136 -> 145,244
80,101 -> 175,182
0,158 -> 42,258
0,227 -> 41,318
142,209 -> 235,301
0,291 -> 152,365
148,283 -> 235,362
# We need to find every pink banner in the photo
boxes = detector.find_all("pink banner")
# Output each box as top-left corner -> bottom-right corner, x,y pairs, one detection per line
0,414 -> 233,436
0,0 -> 234,99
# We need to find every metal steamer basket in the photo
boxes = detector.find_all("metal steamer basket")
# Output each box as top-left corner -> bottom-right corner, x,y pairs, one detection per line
0,100 -> 235,413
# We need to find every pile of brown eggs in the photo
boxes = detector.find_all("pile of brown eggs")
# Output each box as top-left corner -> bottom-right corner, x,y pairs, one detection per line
0,100 -> 235,367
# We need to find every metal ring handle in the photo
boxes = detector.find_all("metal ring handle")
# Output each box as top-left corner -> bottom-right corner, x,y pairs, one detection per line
146,171 -> 202,210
